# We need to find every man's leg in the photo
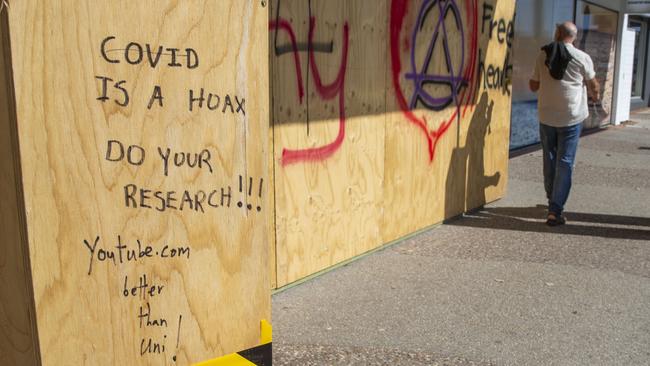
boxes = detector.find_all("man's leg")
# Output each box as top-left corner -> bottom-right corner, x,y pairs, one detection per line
549,122 -> 582,216
539,124 -> 558,205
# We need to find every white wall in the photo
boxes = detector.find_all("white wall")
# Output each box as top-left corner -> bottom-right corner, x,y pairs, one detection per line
615,20 -> 636,123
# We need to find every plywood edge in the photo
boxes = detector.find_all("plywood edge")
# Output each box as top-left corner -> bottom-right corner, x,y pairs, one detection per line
268,5 -> 278,289
0,10 -> 41,366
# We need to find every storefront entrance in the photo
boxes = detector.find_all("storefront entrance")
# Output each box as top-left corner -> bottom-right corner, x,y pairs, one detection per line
575,1 -> 620,129
628,16 -> 650,109
509,0 -> 636,150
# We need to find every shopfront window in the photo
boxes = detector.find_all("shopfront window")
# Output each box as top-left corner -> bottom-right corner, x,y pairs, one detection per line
509,0 -> 559,149
629,18 -> 647,99
575,1 -> 619,128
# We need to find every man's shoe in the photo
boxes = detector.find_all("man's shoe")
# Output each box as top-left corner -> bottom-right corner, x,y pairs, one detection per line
546,213 -> 566,226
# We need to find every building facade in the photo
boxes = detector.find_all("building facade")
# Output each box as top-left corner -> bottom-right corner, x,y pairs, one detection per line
511,0 -> 650,149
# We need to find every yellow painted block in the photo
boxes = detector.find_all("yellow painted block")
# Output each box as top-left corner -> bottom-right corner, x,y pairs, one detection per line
193,353 -> 256,366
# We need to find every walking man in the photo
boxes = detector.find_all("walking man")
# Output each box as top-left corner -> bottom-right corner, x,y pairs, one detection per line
529,22 -> 600,226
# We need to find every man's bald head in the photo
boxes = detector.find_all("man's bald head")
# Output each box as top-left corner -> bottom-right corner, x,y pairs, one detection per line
556,22 -> 578,43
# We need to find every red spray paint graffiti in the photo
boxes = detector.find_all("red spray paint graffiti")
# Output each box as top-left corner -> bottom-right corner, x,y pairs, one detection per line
270,13 -> 350,166
390,0 -> 479,162
273,0 -> 479,165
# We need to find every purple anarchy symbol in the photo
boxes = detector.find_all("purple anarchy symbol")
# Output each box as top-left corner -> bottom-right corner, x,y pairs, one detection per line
406,0 -> 466,112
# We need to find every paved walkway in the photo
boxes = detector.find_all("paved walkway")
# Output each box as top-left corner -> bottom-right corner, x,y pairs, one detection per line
272,111 -> 650,366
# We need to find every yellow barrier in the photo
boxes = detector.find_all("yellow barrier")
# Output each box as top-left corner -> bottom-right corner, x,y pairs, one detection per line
195,320 -> 272,366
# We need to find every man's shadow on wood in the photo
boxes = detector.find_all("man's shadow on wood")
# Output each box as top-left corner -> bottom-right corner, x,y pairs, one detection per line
446,205 -> 650,241
445,92 -> 500,220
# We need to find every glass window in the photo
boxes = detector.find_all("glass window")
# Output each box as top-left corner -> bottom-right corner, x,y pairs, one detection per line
509,0 -> 558,150
575,1 -> 619,128
628,18 -> 647,99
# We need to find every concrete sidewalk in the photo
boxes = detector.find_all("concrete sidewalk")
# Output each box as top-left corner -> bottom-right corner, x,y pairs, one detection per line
272,111 -> 650,366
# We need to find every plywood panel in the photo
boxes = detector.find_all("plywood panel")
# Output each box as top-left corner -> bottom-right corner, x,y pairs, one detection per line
0,11 -> 39,366
269,0 -> 314,290
272,0 -> 515,287
4,1 -> 269,365
383,0 -> 515,242
271,0 -> 387,287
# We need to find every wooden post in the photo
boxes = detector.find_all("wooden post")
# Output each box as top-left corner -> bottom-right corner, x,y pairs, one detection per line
0,1 -> 270,365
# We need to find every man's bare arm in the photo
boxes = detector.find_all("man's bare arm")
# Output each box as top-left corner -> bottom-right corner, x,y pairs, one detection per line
586,78 -> 600,101
529,80 -> 540,92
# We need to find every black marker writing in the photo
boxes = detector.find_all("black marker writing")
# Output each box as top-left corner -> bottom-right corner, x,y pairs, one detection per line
100,35 -> 199,69
157,147 -> 213,177
147,85 -> 164,109
138,302 -> 168,328
95,76 -> 130,107
83,236 -> 100,275
123,274 -> 165,300
83,236 -> 190,275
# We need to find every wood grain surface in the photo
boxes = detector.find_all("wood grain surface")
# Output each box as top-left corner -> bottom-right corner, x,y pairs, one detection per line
0,10 -> 40,366
2,1 -> 270,365
271,0 -> 515,287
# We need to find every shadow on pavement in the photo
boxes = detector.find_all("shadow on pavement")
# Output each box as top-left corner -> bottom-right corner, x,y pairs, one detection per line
446,205 -> 650,241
